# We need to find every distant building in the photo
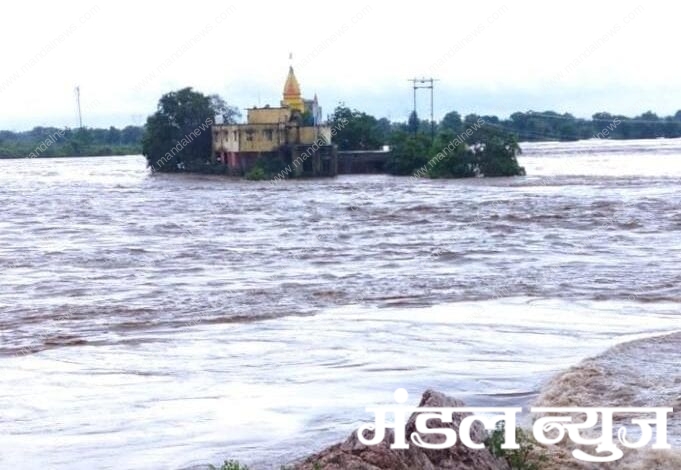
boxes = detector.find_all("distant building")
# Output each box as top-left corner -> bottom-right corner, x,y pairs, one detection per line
212,65 -> 336,177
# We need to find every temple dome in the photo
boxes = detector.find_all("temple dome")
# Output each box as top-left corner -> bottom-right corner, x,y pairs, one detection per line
281,66 -> 305,112
283,66 -> 302,98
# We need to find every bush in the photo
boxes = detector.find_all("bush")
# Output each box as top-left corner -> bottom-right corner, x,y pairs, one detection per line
387,125 -> 525,178
474,136 -> 525,177
385,130 -> 431,175
245,166 -> 267,180
212,460 -> 250,470
485,422 -> 547,470
427,132 -> 476,178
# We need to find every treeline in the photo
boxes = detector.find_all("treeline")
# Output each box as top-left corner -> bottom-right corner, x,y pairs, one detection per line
328,108 -> 681,150
500,110 -> 681,141
4,107 -> 679,160
329,107 -> 525,178
0,126 -> 143,158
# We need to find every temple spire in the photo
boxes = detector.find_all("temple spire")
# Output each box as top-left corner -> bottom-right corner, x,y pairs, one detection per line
282,58 -> 305,113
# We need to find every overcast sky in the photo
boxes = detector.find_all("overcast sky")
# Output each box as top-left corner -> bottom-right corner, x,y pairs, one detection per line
1,0 -> 678,130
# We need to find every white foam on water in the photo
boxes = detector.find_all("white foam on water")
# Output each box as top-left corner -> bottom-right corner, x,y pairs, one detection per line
1,297 -> 678,469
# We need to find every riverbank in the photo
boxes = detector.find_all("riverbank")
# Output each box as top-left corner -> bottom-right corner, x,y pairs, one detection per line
535,331 -> 681,467
209,331 -> 681,469
530,331 -> 681,469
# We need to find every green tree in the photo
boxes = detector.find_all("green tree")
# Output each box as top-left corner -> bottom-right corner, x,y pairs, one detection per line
142,87 -> 227,172
385,129 -> 431,175
210,94 -> 241,124
474,134 -> 525,177
465,119 -> 525,176
375,117 -> 392,146
407,110 -> 419,135
121,125 -> 144,145
439,110 -> 463,134
106,126 -> 122,145
427,130 -> 475,178
330,105 -> 383,150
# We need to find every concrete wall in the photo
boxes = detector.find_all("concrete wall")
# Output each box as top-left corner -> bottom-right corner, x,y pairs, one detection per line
213,124 -> 332,155
337,150 -> 390,174
213,125 -> 240,153
247,107 -> 290,124
239,124 -> 282,152
297,126 -> 331,145
211,118 -> 337,176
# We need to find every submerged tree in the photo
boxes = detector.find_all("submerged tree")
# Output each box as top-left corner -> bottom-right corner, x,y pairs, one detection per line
142,88 -> 239,172
427,130 -> 476,178
387,118 -> 525,178
385,129 -> 431,175
473,134 -> 525,177
329,105 -> 385,150
465,119 -> 525,177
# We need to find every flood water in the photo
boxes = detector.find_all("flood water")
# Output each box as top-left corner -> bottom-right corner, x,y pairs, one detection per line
1,139 -> 680,469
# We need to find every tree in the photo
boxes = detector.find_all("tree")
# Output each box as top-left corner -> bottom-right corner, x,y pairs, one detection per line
474,134 -> 525,177
439,111 -> 463,134
142,87 -> 228,172
430,119 -> 524,178
210,94 -> 241,124
375,117 -> 392,146
106,126 -> 122,145
329,105 -> 383,150
121,125 -> 144,145
407,111 -> 419,135
636,111 -> 662,138
427,130 -> 475,178
385,129 -> 431,175
464,119 -> 525,176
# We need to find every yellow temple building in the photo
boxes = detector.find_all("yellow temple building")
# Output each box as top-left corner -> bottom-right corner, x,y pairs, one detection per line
212,65 -> 337,177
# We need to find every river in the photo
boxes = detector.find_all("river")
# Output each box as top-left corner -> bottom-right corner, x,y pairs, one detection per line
1,138 -> 680,469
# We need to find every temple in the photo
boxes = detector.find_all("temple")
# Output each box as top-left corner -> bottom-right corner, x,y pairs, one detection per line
212,65 -> 337,177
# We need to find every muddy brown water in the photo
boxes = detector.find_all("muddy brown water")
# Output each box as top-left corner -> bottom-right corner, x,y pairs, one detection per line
1,139 -> 680,468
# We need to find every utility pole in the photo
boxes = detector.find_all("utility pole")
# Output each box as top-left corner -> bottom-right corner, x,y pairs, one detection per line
75,86 -> 83,129
408,77 -> 438,142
